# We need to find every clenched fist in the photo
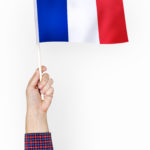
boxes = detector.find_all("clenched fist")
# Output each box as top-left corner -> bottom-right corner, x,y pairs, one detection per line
26,66 -> 54,133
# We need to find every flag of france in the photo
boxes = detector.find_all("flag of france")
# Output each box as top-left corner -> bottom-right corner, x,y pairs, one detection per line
34,0 -> 128,44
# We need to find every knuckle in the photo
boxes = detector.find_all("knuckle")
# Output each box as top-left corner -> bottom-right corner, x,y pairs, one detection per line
43,87 -> 47,93
50,94 -> 53,99
46,87 -> 54,96
43,73 -> 49,81
51,87 -> 54,92
46,90 -> 50,95
51,78 -> 54,84
45,73 -> 49,78
47,95 -> 53,99
41,75 -> 49,86
47,88 -> 51,94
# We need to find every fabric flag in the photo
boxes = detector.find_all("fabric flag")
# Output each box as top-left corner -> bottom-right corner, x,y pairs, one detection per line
34,0 -> 128,44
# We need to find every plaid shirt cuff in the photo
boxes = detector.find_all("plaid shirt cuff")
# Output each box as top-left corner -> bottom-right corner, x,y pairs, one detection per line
25,132 -> 53,150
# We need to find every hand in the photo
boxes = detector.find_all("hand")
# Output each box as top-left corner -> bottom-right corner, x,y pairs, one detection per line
26,66 -> 54,133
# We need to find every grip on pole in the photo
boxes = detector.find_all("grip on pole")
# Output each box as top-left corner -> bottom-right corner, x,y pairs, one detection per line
37,44 -> 44,100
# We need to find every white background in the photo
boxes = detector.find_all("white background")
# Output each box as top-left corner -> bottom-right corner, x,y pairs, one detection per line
0,0 -> 150,149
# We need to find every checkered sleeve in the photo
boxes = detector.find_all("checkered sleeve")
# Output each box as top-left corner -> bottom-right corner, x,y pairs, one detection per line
25,132 -> 53,150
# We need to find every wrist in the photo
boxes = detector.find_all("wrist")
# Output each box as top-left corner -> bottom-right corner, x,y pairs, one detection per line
26,111 -> 49,133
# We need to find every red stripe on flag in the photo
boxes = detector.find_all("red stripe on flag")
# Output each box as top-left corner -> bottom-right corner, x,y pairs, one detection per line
96,0 -> 128,44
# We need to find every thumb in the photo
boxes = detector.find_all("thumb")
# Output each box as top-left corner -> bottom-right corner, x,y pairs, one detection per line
28,66 -> 47,88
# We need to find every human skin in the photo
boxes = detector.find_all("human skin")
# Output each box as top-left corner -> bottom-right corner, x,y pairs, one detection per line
26,66 -> 54,133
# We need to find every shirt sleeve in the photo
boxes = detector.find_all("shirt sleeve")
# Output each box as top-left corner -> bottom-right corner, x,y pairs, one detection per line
25,132 -> 53,150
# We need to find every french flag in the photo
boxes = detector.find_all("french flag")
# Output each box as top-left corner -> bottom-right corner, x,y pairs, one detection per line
34,0 -> 128,44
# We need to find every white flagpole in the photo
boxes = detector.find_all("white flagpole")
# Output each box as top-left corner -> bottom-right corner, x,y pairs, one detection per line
34,0 -> 44,100
37,44 -> 42,82
37,44 -> 44,100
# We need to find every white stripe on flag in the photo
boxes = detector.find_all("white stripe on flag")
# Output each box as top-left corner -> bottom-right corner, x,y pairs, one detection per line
33,0 -> 40,44
67,0 -> 99,43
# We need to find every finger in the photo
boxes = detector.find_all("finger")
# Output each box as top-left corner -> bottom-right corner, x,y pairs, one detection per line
37,66 -> 47,74
28,66 -> 47,88
42,95 -> 54,112
45,87 -> 54,96
40,79 -> 54,94
38,73 -> 49,89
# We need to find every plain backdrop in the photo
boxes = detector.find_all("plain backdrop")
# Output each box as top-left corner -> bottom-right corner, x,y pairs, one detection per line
0,0 -> 150,149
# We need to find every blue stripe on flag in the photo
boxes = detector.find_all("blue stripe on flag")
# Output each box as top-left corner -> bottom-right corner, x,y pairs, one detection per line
37,0 -> 69,42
